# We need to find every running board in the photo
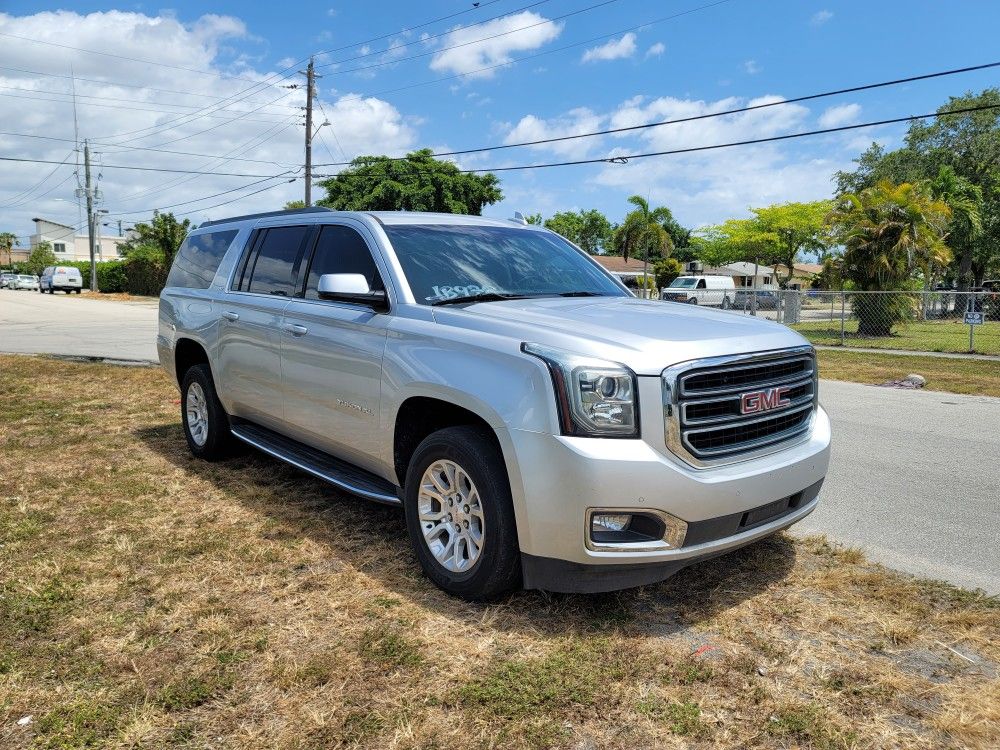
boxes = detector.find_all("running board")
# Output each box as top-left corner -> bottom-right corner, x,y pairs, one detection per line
230,421 -> 401,505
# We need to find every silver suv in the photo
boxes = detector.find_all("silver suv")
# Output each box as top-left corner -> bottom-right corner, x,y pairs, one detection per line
158,208 -> 831,600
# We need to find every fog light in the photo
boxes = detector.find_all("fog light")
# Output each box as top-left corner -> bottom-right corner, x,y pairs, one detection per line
591,513 -> 632,534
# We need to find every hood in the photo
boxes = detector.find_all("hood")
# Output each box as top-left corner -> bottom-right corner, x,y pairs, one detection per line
431,296 -> 809,375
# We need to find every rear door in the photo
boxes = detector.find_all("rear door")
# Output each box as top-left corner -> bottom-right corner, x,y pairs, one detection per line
215,224 -> 313,429
279,222 -> 391,471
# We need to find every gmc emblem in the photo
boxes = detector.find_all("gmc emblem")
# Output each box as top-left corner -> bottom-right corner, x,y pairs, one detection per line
740,386 -> 791,415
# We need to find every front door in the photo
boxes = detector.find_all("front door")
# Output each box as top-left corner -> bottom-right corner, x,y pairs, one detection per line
215,225 -> 312,430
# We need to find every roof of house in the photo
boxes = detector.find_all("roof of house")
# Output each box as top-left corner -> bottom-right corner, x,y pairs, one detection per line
720,262 -> 776,276
591,255 -> 653,274
774,262 -> 823,276
32,217 -> 75,230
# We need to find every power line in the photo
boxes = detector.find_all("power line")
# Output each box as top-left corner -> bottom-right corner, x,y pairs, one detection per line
0,156 -> 292,178
1,149 -> 76,208
317,0 -> 618,76
313,60 -> 1000,166
109,173 -> 300,216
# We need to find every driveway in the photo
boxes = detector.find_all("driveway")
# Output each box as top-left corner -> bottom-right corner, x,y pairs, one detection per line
2,290 -> 997,593
0,288 -> 159,362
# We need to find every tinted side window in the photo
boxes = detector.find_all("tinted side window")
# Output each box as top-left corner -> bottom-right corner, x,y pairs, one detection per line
165,230 -> 239,289
246,226 -> 311,296
303,225 -> 383,299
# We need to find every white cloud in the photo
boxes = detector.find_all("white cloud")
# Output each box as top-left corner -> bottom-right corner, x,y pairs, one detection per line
0,10 -> 418,238
810,10 -> 833,25
581,32 -> 636,63
503,107 -> 605,157
276,56 -> 296,68
327,8 -> 338,17
645,42 -> 665,59
744,59 -> 761,74
429,11 -> 562,79
818,103 -> 861,128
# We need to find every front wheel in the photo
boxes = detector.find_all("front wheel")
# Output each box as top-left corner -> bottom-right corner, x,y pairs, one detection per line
404,426 -> 521,601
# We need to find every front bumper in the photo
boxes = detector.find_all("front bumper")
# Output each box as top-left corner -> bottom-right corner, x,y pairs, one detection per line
501,402 -> 831,593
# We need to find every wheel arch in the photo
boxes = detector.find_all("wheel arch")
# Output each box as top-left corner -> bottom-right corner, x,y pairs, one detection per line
173,337 -> 211,386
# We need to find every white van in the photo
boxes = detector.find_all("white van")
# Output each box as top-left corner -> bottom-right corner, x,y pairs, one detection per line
661,275 -> 736,308
40,266 -> 83,294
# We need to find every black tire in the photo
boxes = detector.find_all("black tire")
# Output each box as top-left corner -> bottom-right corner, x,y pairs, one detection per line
722,296 -> 731,310
687,297 -> 698,305
180,363 -> 238,460
403,426 -> 521,601
75,289 -> 81,294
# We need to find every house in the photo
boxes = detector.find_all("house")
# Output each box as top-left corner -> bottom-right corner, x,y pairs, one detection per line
30,218 -> 126,263
591,255 -> 656,281
773,262 -> 823,288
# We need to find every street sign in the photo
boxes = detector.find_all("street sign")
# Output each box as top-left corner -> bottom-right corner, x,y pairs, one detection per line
964,311 -> 985,325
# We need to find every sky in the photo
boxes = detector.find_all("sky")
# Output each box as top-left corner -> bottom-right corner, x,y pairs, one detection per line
1,0 -> 999,246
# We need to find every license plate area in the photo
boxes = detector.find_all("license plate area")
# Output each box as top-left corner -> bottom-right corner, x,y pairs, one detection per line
741,496 -> 793,529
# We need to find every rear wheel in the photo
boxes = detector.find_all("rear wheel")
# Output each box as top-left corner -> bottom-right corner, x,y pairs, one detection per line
404,426 -> 521,601
180,364 -> 238,460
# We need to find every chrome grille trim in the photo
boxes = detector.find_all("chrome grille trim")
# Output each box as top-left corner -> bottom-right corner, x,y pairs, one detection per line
662,346 -> 818,468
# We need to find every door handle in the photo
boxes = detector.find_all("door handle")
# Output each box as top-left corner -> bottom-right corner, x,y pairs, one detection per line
282,322 -> 308,336
221,311 -> 240,322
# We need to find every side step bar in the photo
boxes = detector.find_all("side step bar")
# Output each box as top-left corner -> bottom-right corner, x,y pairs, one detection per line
230,421 -> 401,505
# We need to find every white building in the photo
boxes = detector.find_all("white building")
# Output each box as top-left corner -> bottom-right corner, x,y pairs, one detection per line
30,218 -> 126,263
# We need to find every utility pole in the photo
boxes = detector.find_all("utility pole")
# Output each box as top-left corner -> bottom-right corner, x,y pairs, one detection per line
302,57 -> 317,207
83,140 -> 97,292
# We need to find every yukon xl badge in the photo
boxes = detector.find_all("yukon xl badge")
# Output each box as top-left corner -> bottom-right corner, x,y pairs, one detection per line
740,386 -> 791,415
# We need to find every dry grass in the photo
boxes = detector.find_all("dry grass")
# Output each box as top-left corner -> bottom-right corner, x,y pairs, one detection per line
817,350 -> 1000,397
1,354 -> 998,750
76,290 -> 158,304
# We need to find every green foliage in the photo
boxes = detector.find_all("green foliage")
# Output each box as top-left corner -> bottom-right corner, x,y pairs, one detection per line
284,200 -> 306,210
0,231 -> 19,266
653,257 -> 684,288
613,195 -> 674,262
752,201 -> 833,285
119,211 -> 190,267
318,148 -> 503,214
25,241 -> 57,276
357,625 -> 423,669
524,212 -> 543,225
544,208 -> 613,254
827,180 -> 951,335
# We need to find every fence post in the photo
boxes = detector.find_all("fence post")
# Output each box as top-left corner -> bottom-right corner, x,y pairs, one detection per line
967,294 -> 975,353
840,292 -> 846,346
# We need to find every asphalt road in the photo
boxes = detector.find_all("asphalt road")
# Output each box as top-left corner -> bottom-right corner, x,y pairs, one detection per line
0,288 -> 159,361
2,288 -> 997,593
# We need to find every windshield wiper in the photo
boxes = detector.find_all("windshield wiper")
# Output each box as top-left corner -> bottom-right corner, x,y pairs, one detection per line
431,292 -> 535,307
557,291 -> 604,297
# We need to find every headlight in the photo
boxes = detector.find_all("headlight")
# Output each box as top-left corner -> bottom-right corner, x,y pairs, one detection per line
522,343 -> 639,437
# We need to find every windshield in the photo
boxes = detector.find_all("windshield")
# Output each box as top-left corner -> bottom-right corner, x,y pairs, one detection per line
382,225 -> 628,305
668,277 -> 697,288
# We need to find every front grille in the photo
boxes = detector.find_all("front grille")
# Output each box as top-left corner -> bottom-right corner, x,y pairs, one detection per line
664,349 -> 816,466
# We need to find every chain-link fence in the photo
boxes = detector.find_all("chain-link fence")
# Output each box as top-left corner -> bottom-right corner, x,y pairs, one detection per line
662,288 -> 1000,355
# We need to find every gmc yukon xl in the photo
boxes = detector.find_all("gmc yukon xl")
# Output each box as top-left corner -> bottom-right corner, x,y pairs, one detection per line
158,208 -> 831,600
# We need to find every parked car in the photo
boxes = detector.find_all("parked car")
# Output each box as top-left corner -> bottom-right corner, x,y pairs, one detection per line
734,289 -> 780,310
159,208 -> 831,600
0,271 -> 16,288
13,274 -> 40,291
661,275 -> 736,307
40,265 -> 83,294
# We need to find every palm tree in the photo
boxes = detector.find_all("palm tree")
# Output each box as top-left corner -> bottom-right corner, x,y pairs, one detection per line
613,196 -> 674,294
828,180 -> 951,336
0,232 -> 19,267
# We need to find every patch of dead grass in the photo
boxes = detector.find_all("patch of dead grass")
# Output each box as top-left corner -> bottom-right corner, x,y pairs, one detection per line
0,354 -> 997,749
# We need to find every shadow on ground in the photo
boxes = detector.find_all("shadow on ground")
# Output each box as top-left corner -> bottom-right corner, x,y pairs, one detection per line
136,422 -> 797,638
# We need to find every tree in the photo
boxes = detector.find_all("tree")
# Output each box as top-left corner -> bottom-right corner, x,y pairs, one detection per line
24,242 -> 56,276
524,213 -> 543,225
0,232 -> 18,267
613,195 -> 673,271
692,219 -> 780,269
752,201 -> 833,286
827,180 -> 951,336
284,200 -> 306,210
653,257 -> 684,289
119,211 -> 191,267
318,149 -> 502,214
929,165 -> 982,290
544,209 -> 612,254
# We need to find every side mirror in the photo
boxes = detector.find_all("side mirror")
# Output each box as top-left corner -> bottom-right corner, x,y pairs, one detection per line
317,273 -> 388,311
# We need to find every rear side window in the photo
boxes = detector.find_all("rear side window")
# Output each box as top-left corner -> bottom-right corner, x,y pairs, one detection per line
239,226 -> 311,296
166,230 -> 239,289
303,225 -> 384,299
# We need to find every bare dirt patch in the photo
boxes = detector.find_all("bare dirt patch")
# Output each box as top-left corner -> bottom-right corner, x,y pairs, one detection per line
1,355 -> 997,749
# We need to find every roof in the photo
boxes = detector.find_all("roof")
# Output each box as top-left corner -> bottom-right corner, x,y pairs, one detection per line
774,262 -> 823,276
32,217 -> 75,230
721,261 -> 776,276
591,255 -> 654,274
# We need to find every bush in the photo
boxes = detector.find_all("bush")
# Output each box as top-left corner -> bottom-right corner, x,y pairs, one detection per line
122,257 -> 167,296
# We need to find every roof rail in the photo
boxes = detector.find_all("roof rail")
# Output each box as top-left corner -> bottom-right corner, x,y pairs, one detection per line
198,206 -> 334,228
